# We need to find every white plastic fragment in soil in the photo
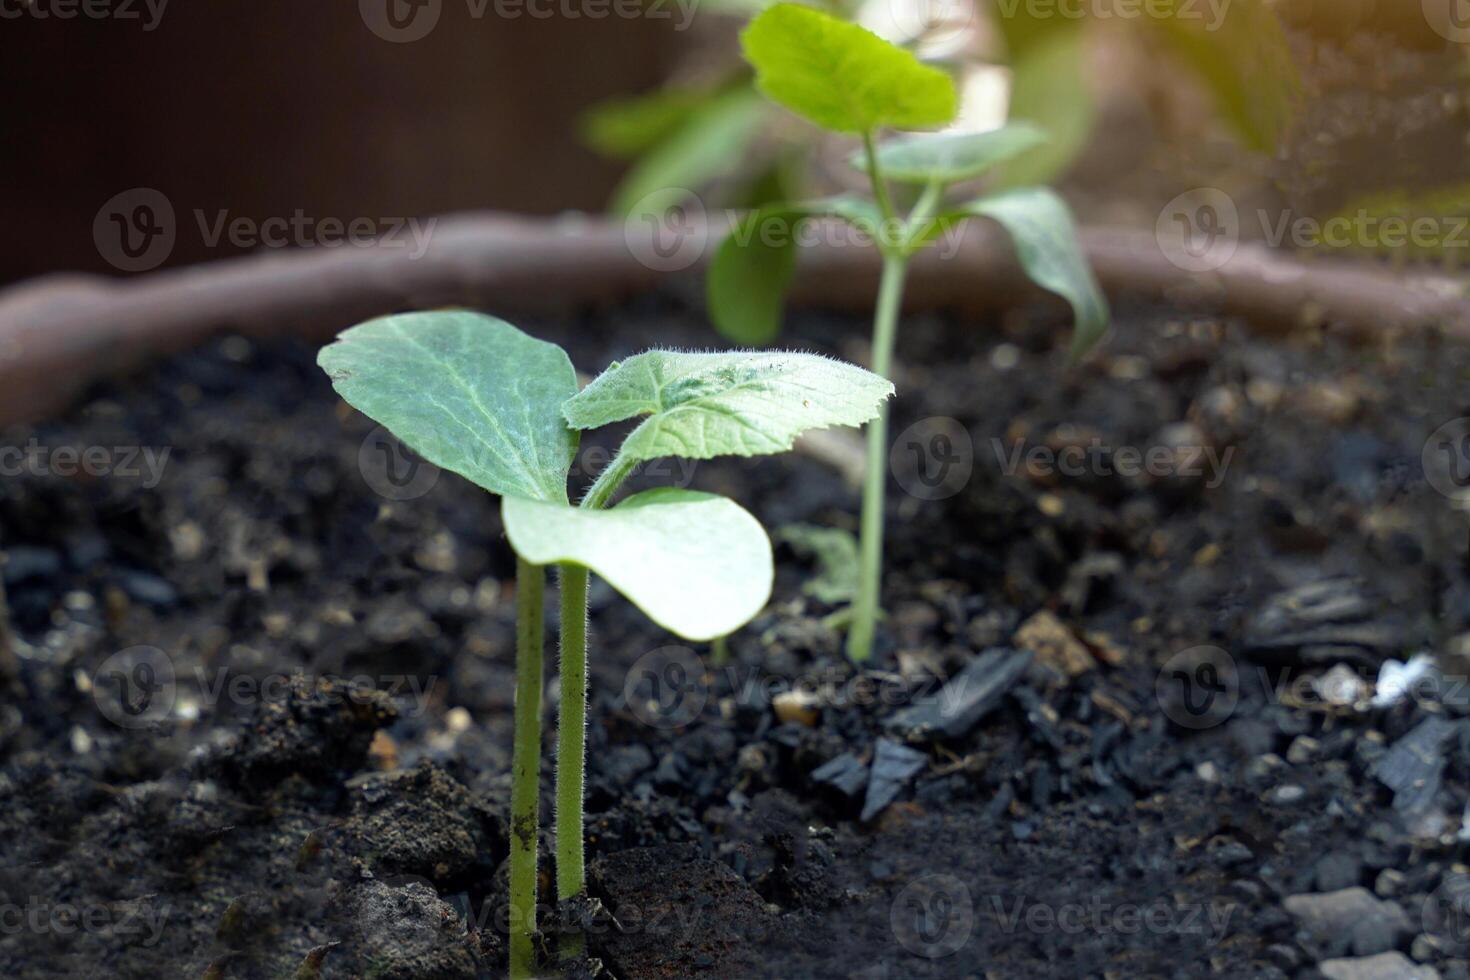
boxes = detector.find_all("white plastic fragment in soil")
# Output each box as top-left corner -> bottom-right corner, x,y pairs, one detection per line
1371,654 -> 1435,709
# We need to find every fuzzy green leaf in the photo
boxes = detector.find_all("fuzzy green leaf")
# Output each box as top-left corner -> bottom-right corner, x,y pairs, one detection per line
741,3 -> 957,135
951,189 -> 1108,359
854,124 -> 1049,185
502,489 -> 773,640
318,311 -> 579,503
564,349 -> 893,462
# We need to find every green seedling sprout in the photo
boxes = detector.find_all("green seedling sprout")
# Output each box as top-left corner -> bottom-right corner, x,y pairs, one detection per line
318,311 -> 891,975
708,3 -> 1110,661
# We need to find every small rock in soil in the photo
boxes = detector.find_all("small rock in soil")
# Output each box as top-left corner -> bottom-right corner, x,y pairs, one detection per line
1244,577 -> 1402,666
860,739 -> 927,822
1319,951 -> 1442,980
1372,715 -> 1459,814
1283,887 -> 1414,957
810,752 -> 867,799
1014,610 -> 1096,678
1318,664 -> 1370,706
884,647 -> 1032,740
338,877 -> 480,979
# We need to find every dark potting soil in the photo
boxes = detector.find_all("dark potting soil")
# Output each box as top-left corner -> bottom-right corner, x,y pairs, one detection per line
0,293 -> 1468,980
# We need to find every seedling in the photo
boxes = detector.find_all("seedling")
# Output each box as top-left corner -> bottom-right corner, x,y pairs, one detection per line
708,3 -> 1110,661
318,310 -> 891,976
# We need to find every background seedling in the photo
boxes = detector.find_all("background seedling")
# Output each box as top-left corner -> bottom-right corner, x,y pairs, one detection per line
709,2 -> 1111,662
319,311 -> 890,974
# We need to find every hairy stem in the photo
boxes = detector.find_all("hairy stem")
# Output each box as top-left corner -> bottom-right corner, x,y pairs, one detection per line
847,254 -> 908,661
554,563 -> 590,959
509,558 -> 545,980
582,451 -> 638,510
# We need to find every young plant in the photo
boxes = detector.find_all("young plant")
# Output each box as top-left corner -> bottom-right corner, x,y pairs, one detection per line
318,310 -> 891,975
708,3 -> 1111,662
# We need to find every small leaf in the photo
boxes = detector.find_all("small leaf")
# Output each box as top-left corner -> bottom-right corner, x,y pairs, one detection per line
776,523 -> 859,604
318,311 -> 579,503
707,206 -> 804,346
502,489 -> 773,641
581,85 -> 718,160
610,88 -> 767,217
563,349 -> 894,463
707,196 -> 885,345
952,189 -> 1108,358
741,3 -> 957,135
853,124 -> 1049,185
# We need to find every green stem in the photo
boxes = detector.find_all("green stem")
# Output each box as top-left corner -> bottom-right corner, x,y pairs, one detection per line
554,563 -> 590,959
862,129 -> 898,229
847,254 -> 908,662
582,451 -> 638,510
509,558 -> 545,980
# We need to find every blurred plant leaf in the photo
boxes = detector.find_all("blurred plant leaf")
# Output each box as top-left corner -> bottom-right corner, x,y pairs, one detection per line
1147,0 -> 1299,153
853,123 -> 1049,185
994,20 -> 1096,188
777,523 -> 859,603
707,196 -> 885,344
503,489 -> 772,640
317,312 -> 579,504
742,2 -> 957,134
563,349 -> 894,460
581,86 -> 728,160
947,188 -> 1108,358
610,87 -> 768,216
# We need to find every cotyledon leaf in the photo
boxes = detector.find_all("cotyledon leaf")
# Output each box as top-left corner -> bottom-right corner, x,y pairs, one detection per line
850,124 -> 1050,186
562,349 -> 894,463
502,488 -> 773,641
949,188 -> 1109,359
317,311 -> 580,503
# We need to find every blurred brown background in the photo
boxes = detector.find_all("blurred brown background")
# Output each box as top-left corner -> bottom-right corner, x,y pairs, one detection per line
2,0 -> 681,281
